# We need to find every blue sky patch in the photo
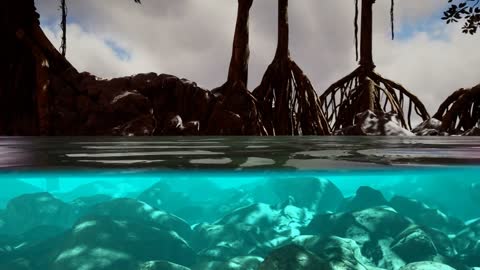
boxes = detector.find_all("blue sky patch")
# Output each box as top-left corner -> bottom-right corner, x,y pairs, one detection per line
104,39 -> 132,61
395,6 -> 450,41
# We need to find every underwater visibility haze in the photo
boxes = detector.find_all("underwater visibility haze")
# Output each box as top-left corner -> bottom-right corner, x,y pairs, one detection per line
0,137 -> 479,270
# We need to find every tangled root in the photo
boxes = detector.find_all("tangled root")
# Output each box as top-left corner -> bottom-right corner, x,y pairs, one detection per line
319,67 -> 429,131
253,57 -> 330,135
433,84 -> 480,133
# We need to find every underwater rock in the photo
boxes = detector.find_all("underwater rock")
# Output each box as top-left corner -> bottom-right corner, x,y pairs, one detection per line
138,260 -> 191,270
387,178 -> 479,221
56,181 -> 141,202
70,194 -> 113,208
471,183 -> 480,206
454,218 -> 480,267
0,225 -> 67,255
390,226 -> 440,263
292,235 -> 374,270
0,179 -> 41,208
339,186 -> 388,212
0,258 -> 35,270
367,239 -> 406,270
216,203 -> 311,240
51,215 -> 196,270
266,177 -> 344,213
84,198 -> 193,242
259,244 -> 331,270
0,210 -> 5,233
349,206 -> 411,243
191,256 -> 263,270
3,192 -> 76,235
389,196 -> 461,233
192,223 -> 264,260
193,203 -> 312,260
193,204 -> 278,258
335,110 -> 414,136
398,261 -> 456,270
69,194 -> 113,217
137,181 -> 193,216
305,206 -> 411,246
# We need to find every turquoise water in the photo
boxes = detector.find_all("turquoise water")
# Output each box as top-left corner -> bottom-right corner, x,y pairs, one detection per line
1,137 -> 480,270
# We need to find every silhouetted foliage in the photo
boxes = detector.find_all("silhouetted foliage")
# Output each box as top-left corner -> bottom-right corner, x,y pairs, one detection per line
442,0 -> 480,34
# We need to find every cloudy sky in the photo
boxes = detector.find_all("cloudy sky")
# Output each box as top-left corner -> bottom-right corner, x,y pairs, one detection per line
36,0 -> 479,114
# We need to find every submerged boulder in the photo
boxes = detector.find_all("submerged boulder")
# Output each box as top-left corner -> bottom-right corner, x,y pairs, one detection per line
0,179 -> 41,208
138,261 -> 191,270
193,203 -> 313,260
293,235 -> 374,270
391,226 -> 440,263
52,215 -> 196,270
454,218 -> 480,267
398,261 -> 455,270
3,192 -> 76,235
471,182 -> 480,205
267,177 -> 344,213
305,206 -> 411,246
389,196 -> 462,233
258,244 -> 331,270
57,181 -> 140,202
137,181 -> 192,214
84,198 -> 193,241
339,186 -> 388,213
192,256 -> 263,270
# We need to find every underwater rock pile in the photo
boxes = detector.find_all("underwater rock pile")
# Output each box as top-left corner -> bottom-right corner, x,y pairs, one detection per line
0,178 -> 479,270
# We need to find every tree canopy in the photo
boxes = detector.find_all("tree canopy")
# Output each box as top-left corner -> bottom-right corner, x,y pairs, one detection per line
442,0 -> 480,34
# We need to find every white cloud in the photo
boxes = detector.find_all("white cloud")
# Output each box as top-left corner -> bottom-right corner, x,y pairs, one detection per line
37,0 -> 480,114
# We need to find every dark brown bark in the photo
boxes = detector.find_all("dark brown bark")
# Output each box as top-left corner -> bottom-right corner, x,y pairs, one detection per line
1,0 -> 78,135
275,0 -> 289,58
60,0 -> 67,56
437,84 -> 480,133
320,0 -> 429,131
0,0 -> 40,135
252,0 -> 330,135
227,0 -> 253,87
359,0 -> 375,70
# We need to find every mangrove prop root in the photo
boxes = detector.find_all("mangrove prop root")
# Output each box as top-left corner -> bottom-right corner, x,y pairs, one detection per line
435,84 -> 480,133
252,0 -> 330,135
209,0 -> 267,135
319,69 -> 430,131
253,58 -> 330,135
227,0 -> 253,87
322,0 -> 425,132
